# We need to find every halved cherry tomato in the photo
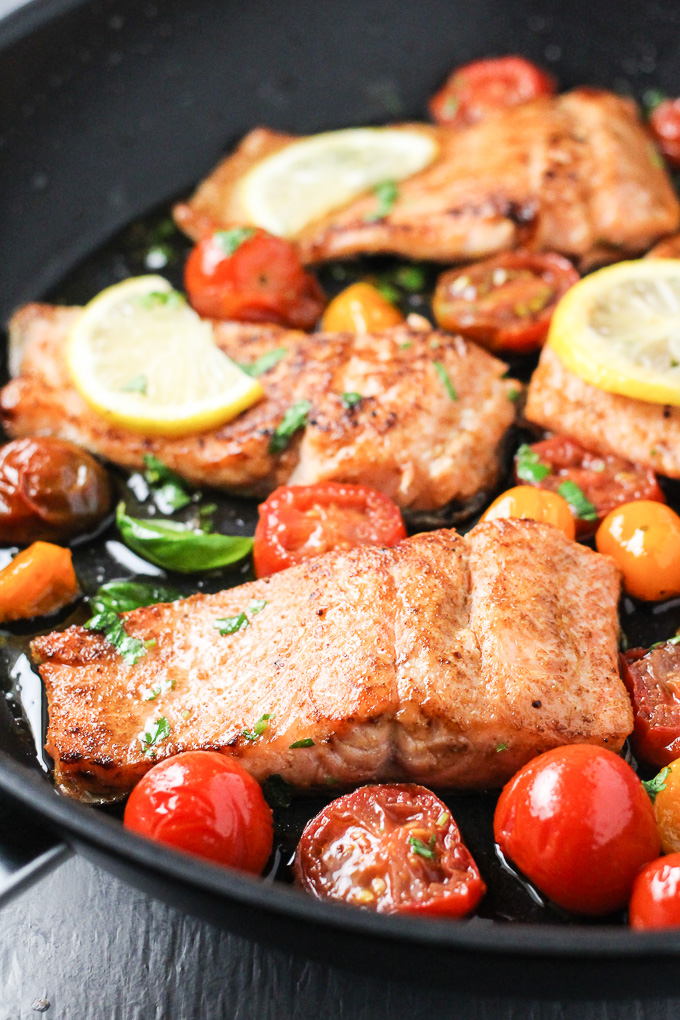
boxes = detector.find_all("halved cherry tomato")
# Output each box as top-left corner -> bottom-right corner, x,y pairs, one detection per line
629,853 -> 680,930
321,282 -> 405,333
432,252 -> 578,354
295,784 -> 485,916
596,501 -> 680,601
429,56 -> 556,128
253,482 -> 407,577
480,484 -> 575,540
185,228 -> 325,329
649,99 -> 680,169
620,645 -> 680,768
514,436 -> 665,537
494,745 -> 660,916
649,757 -> 680,852
0,541 -> 78,622
124,751 -> 273,873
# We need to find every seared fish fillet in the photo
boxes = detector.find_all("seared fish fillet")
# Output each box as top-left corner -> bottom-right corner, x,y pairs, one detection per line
1,303 -> 518,513
32,519 -> 631,801
174,90 -> 679,269
525,346 -> 680,479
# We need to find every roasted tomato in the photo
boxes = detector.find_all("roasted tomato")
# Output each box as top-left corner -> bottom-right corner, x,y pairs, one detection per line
295,784 -> 485,916
494,745 -> 660,916
0,437 -> 111,545
629,853 -> 680,930
649,99 -> 680,169
480,485 -> 575,540
253,482 -> 407,577
0,541 -> 78,622
596,501 -> 680,601
620,644 -> 680,768
429,55 -> 556,128
648,757 -> 680,853
185,227 -> 325,329
432,252 -> 578,354
124,751 -> 273,873
514,436 -> 665,537
321,282 -> 405,333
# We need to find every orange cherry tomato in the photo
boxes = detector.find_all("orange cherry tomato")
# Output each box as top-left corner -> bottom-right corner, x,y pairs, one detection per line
185,227 -> 325,329
649,98 -> 680,169
651,758 -> 680,853
480,485 -> 575,540
596,501 -> 680,601
629,853 -> 680,930
124,751 -> 273,874
494,744 -> 660,916
429,55 -> 556,128
321,282 -> 405,333
0,541 -> 78,622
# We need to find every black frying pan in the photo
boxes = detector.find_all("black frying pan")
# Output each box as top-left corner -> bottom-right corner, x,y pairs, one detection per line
3,0 -> 680,998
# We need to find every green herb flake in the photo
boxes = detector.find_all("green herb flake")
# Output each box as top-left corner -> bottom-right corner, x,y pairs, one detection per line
507,387 -> 521,404
269,400 -> 312,454
649,634 -> 680,650
85,580 -> 180,666
433,360 -> 458,401
289,738 -> 314,748
376,282 -> 401,304
242,712 -> 275,742
408,834 -> 437,860
140,716 -> 170,755
213,226 -> 255,256
643,88 -> 667,115
557,479 -> 598,521
643,766 -> 670,803
249,598 -> 267,616
139,290 -> 184,310
394,265 -> 426,292
214,612 -> 249,636
496,742 -> 509,752
515,443 -> 551,484
121,374 -> 148,395
263,773 -> 293,809
651,447 -> 658,457
436,811 -> 450,828
324,777 -> 339,785
84,611 -> 147,665
239,347 -> 288,378
341,391 -> 363,409
142,676 -> 174,702
364,179 -> 399,222
399,341 -> 413,350
143,454 -> 193,513
648,141 -> 665,169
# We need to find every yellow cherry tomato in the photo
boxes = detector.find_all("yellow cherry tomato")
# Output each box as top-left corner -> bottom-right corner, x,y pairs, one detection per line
596,501 -> 680,601
321,282 -> 405,333
652,759 -> 680,854
480,485 -> 575,540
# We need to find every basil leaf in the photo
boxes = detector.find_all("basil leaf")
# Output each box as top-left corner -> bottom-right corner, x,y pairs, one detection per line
643,767 -> 670,803
557,480 -> 598,521
116,504 -> 253,573
408,835 -> 437,860
515,443 -> 551,484
341,392 -> 362,409
239,347 -> 288,378
269,400 -> 312,454
140,716 -> 170,755
364,179 -> 399,222
214,227 -> 255,256
84,611 -> 147,666
88,580 -> 180,616
433,361 -> 458,401
143,454 -> 193,512
214,598 -> 267,636
289,738 -> 314,748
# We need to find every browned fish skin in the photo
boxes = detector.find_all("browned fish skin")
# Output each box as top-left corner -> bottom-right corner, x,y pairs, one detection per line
525,346 -> 680,479
173,91 -> 679,269
32,520 -> 631,801
1,304 -> 518,512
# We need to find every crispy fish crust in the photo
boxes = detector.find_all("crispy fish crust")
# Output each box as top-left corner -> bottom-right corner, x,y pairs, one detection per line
1,303 -> 518,512
32,520 -> 631,801
525,346 -> 680,479
174,91 -> 679,269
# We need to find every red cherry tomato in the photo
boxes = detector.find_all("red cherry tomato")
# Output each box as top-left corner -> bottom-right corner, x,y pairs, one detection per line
185,228 -> 326,329
629,853 -> 680,930
253,482 -> 407,578
429,56 -> 556,128
432,252 -> 578,354
494,745 -> 660,916
649,99 -> 680,169
620,643 -> 680,768
124,751 -> 273,874
295,784 -> 485,916
515,436 -> 665,537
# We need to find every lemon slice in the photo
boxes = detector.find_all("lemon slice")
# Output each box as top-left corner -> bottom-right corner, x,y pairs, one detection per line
67,275 -> 263,436
238,127 -> 439,237
548,259 -> 680,406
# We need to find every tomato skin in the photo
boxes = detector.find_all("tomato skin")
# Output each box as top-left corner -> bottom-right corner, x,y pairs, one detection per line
185,229 -> 325,329
253,482 -> 407,577
494,745 -> 660,916
433,252 -> 578,354
295,784 -> 485,916
596,501 -> 680,601
429,56 -> 556,128
651,758 -> 680,853
620,646 -> 680,769
124,751 -> 273,874
480,485 -> 575,540
629,853 -> 680,930
321,282 -> 405,333
649,99 -> 680,169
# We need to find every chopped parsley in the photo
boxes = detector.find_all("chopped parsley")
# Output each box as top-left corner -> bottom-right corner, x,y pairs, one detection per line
433,360 -> 458,401
341,391 -> 363,409
214,226 -> 255,256
121,374 -> 148,395
436,811 -> 450,828
140,716 -> 170,755
269,400 -> 312,453
557,479 -> 598,521
643,766 -> 670,803
84,611 -> 147,665
515,443 -> 551,484
85,580 -> 181,667
214,599 -> 267,636
408,834 -> 437,860
289,738 -> 314,748
239,347 -> 288,378
143,453 -> 193,512
142,677 -> 175,702
364,179 -> 399,222
496,742 -> 509,752
242,712 -> 275,742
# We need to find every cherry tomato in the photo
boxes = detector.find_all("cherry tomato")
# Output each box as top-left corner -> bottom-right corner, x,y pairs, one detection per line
295,784 -> 485,916
494,745 -> 660,915
433,252 -> 578,354
253,482 -> 407,577
629,853 -> 680,930
596,501 -> 680,601
124,751 -> 273,873
515,436 -> 665,537
0,541 -> 78,622
620,645 -> 680,769
321,282 -> 405,333
429,56 -> 556,128
0,437 -> 111,545
185,228 -> 326,329
480,485 -> 575,540
649,99 -> 680,169
651,757 -> 680,853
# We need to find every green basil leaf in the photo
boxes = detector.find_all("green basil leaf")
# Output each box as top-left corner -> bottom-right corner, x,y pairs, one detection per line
515,444 -> 551,484
143,454 -> 193,512
364,179 -> 399,222
213,226 -> 255,256
84,611 -> 147,666
140,716 -> 170,755
269,400 -> 312,454
239,347 -> 288,378
116,504 -> 253,573
88,580 -> 181,616
433,360 -> 458,401
557,480 -> 598,521
214,612 -> 249,636
341,391 -> 363,409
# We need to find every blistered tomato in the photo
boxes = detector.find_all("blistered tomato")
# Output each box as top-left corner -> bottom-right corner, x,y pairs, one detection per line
321,282 -> 405,333
429,56 -> 556,128
629,853 -> 680,930
480,485 -> 575,540
596,501 -> 680,601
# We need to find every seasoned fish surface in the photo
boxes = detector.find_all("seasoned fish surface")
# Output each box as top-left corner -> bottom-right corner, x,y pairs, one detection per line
1,304 -> 518,512
33,520 -> 631,801
174,91 -> 679,268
